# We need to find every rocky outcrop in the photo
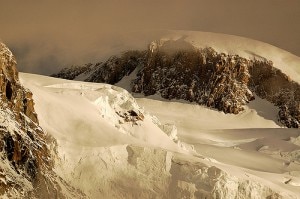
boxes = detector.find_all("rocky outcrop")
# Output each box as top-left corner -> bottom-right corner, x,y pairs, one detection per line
86,51 -> 145,84
249,60 -> 300,128
0,43 -> 38,123
133,41 -> 254,114
52,50 -> 146,84
52,40 -> 300,128
51,63 -> 94,80
0,43 -> 81,198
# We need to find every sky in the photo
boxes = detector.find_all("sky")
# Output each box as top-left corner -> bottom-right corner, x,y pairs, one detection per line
0,0 -> 299,75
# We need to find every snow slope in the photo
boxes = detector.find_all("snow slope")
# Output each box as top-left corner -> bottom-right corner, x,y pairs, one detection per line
19,73 -> 300,198
54,30 -> 300,85
160,30 -> 300,84
20,73 -> 181,152
19,73 -> 194,198
136,96 -> 300,197
52,30 -> 300,128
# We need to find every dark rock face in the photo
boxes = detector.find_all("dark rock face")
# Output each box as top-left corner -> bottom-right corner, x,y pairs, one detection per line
0,44 -> 38,124
51,63 -> 94,80
249,60 -> 300,128
86,51 -> 146,84
52,50 -> 146,84
133,42 -> 254,114
116,110 -> 144,125
0,43 -> 80,198
52,40 -> 300,128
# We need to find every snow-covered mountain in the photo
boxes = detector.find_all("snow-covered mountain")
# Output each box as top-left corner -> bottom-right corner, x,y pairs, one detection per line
1,31 -> 300,198
52,32 -> 300,128
20,72 -> 300,199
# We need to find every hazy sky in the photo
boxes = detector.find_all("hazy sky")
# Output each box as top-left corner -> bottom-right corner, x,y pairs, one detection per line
0,0 -> 299,74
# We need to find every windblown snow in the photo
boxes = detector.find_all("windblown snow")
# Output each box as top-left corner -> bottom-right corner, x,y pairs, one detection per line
19,72 -> 300,198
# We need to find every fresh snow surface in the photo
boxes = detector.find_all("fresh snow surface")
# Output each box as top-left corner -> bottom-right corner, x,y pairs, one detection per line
135,94 -> 281,130
136,96 -> 300,197
20,73 -> 181,152
20,73 -> 300,198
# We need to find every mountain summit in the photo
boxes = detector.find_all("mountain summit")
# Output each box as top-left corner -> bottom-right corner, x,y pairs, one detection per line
1,31 -> 300,198
53,35 -> 300,128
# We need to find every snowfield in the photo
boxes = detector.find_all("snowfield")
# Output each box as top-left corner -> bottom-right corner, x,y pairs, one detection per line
20,73 -> 300,198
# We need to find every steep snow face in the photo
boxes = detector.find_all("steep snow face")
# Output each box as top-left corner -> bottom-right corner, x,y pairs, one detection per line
20,73 -> 300,198
137,96 -> 300,198
19,73 -> 194,198
20,73 -> 181,152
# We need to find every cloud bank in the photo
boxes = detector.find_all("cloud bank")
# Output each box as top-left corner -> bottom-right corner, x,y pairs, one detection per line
0,0 -> 299,74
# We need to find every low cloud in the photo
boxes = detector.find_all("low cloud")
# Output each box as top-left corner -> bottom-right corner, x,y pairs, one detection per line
0,0 -> 299,74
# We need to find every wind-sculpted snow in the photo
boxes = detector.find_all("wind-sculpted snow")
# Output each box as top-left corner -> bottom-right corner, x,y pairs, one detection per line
21,72 -> 300,198
170,155 -> 283,199
3,40 -> 300,198
40,80 -> 182,149
45,142 -> 295,198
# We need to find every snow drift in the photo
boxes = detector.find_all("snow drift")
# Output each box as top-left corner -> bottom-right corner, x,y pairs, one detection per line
20,72 -> 300,198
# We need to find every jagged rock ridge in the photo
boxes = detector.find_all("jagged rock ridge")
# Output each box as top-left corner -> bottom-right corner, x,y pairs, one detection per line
52,39 -> 300,128
0,43 -> 81,198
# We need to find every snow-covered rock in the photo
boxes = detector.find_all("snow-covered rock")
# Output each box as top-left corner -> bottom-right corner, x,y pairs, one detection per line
0,43 -> 81,198
2,32 -> 300,198
52,34 -> 300,128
